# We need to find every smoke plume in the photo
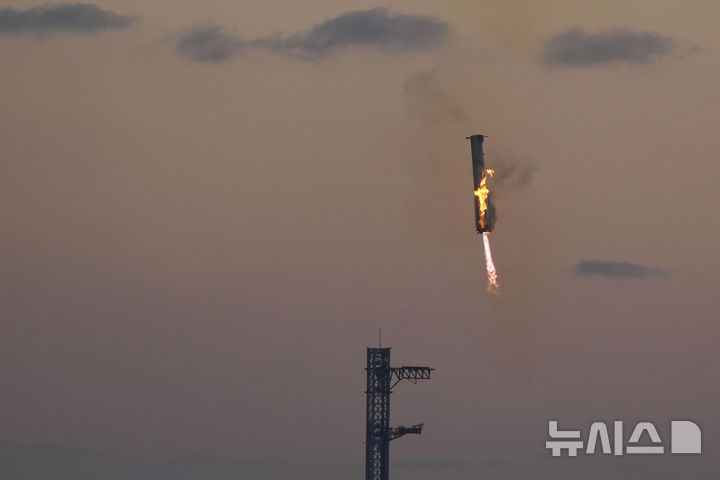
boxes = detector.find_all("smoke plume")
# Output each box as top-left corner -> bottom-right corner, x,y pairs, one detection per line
404,68 -> 535,191
488,154 -> 537,192
403,67 -> 467,124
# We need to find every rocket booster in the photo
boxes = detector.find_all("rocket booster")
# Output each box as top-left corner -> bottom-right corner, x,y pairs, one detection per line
467,134 -> 496,233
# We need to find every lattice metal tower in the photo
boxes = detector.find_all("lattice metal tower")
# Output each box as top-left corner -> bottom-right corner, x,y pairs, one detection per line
365,347 -> 433,480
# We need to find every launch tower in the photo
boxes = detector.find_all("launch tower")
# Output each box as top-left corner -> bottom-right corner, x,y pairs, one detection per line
365,347 -> 433,480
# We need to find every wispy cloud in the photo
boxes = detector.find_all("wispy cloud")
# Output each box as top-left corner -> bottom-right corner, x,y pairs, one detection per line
542,28 -> 673,66
573,260 -> 667,278
0,3 -> 137,35
176,8 -> 450,63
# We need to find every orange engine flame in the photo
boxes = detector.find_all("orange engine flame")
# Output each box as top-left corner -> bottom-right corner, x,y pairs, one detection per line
482,232 -> 500,295
474,169 -> 494,229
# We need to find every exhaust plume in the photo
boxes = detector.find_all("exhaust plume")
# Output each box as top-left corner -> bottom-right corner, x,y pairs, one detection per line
482,232 -> 500,295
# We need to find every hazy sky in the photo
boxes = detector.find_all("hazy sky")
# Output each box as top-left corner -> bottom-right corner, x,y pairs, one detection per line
2,1 -> 720,479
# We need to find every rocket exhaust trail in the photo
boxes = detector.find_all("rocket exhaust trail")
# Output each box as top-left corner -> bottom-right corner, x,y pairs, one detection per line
482,232 -> 500,295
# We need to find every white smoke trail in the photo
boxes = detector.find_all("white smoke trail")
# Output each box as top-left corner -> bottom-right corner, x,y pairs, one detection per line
482,232 -> 500,295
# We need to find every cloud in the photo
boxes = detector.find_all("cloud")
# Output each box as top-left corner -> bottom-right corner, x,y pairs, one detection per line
176,8 -> 449,62
0,3 -> 137,35
176,26 -> 245,62
573,260 -> 667,278
542,28 -> 674,66
258,8 -> 449,60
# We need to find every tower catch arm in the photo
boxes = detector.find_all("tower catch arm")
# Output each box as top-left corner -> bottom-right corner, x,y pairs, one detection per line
389,424 -> 424,441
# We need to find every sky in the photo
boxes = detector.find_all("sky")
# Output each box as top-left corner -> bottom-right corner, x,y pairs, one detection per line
1,1 -> 720,478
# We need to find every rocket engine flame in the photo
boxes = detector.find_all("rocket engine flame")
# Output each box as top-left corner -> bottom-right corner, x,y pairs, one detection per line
473,169 -> 494,229
482,232 -> 500,295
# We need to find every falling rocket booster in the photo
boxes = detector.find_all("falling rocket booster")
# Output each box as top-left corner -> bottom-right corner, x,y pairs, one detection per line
467,134 -> 500,294
467,134 -> 496,233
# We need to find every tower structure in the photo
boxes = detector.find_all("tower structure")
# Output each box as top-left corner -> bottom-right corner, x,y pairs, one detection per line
365,347 -> 433,480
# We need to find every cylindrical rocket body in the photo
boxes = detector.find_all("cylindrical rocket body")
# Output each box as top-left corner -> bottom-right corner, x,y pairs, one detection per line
467,134 -> 495,233
469,134 -> 486,186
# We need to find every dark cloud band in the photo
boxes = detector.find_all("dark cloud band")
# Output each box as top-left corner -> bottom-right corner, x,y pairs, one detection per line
0,3 -> 137,34
543,28 -> 674,66
573,260 -> 667,278
176,8 -> 450,63
176,26 -> 244,63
